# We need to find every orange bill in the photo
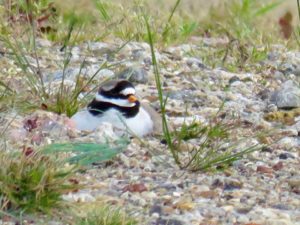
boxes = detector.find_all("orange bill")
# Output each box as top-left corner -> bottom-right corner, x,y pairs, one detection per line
128,95 -> 138,103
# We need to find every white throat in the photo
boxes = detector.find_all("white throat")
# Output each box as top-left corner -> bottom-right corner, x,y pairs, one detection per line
95,93 -> 136,107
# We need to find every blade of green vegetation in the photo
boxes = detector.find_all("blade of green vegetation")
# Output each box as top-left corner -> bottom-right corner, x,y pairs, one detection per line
162,0 -> 181,42
254,1 -> 283,17
144,14 -> 179,164
43,139 -> 129,166
94,0 -> 111,22
297,0 -> 300,22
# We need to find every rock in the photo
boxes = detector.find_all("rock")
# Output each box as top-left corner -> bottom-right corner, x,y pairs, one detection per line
86,42 -> 113,55
117,67 -> 148,83
199,190 -> 218,199
272,204 -> 291,210
257,88 -> 271,100
166,90 -> 196,101
272,162 -> 284,171
132,49 -> 145,61
174,199 -> 195,211
184,57 -> 206,68
261,146 -> 273,153
150,205 -> 163,216
280,63 -> 296,75
279,152 -> 294,160
223,179 -> 243,191
278,137 -> 300,149
270,80 -> 300,109
288,177 -> 300,188
257,166 -> 273,174
122,183 -> 148,193
228,76 -> 240,84
62,191 -> 95,202
155,218 -> 183,225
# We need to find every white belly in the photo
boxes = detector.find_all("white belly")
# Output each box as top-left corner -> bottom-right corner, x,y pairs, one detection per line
71,107 -> 153,137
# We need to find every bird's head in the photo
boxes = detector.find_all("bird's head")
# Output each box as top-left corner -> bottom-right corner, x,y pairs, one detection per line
95,80 -> 139,108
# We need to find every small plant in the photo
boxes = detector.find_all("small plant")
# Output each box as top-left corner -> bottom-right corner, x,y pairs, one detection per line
172,119 -> 260,172
76,205 -> 137,225
0,150 -> 78,213
0,0 -> 111,117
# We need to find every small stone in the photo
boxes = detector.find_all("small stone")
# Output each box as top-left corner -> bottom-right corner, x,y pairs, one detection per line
199,191 -> 218,199
185,57 -> 205,68
272,204 -> 291,210
278,137 -> 300,149
244,223 -> 262,225
155,218 -> 183,225
86,42 -> 113,55
288,177 -> 300,188
62,191 -> 95,202
118,67 -> 148,83
150,205 -> 162,216
228,76 -> 240,84
174,200 -> 195,211
122,183 -> 148,193
257,89 -> 271,100
261,146 -> 273,153
163,206 -> 175,214
223,179 -> 243,191
211,178 -> 224,189
279,152 -> 294,160
280,63 -> 295,75
131,49 -> 145,61
272,162 -> 284,171
118,153 -> 130,167
270,80 -> 300,109
257,166 -> 273,174
172,192 -> 182,197
236,206 -> 253,214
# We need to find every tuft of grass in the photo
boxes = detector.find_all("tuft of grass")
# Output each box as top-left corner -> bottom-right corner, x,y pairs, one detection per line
0,6 -> 109,117
0,0 -> 200,45
76,205 -> 137,225
202,0 -> 282,41
0,150 -> 78,213
173,120 -> 261,172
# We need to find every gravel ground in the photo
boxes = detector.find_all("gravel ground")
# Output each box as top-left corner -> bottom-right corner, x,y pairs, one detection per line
0,37 -> 300,225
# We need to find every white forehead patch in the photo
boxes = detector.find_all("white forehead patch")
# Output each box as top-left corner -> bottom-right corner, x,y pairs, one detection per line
120,87 -> 136,96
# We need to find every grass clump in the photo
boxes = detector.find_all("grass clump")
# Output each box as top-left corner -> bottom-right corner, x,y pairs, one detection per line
0,150 -> 78,213
172,119 -> 260,172
202,0 -> 282,42
0,20 -> 107,117
76,205 -> 137,225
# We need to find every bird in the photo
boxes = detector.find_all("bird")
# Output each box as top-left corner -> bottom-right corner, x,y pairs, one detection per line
71,80 -> 160,137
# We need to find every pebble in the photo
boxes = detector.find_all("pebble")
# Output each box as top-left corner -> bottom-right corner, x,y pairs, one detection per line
279,152 -> 294,160
228,76 -> 240,84
270,80 -> 300,108
118,66 -> 148,83
155,218 -> 183,225
257,166 -> 273,174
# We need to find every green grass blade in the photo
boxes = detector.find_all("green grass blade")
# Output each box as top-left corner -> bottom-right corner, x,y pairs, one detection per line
254,1 -> 282,17
42,140 -> 129,166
